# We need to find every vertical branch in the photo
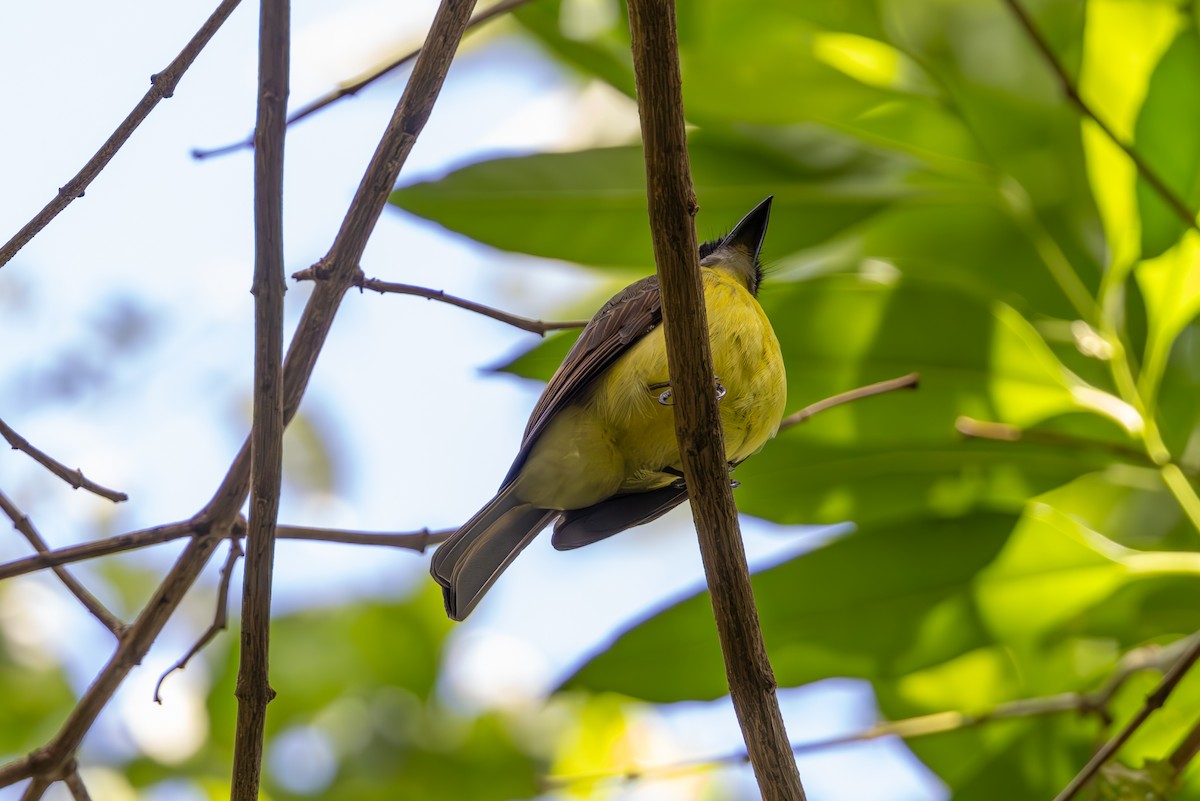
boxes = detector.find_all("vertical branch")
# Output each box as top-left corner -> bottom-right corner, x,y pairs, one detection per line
230,0 -> 288,797
625,1 -> 806,799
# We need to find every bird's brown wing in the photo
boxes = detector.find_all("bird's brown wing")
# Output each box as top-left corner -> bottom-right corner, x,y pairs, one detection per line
502,275 -> 663,486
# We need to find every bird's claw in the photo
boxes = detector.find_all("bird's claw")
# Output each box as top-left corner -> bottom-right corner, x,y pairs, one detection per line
652,377 -> 727,406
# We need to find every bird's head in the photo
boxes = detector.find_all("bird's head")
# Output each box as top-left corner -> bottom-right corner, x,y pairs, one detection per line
698,196 -> 773,296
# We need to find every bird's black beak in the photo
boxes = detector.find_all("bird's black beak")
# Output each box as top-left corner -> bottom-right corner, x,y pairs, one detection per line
721,196 -> 773,261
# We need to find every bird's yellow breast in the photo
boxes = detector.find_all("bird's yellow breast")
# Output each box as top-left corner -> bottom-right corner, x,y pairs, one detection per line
512,268 -> 786,510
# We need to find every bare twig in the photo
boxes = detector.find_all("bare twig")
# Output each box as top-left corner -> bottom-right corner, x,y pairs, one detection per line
62,764 -> 93,801
955,416 -> 1200,478
0,519 -> 448,580
0,417 -> 127,502
0,0 -> 245,268
1169,715 -> 1200,776
294,265 -> 589,335
230,0 -> 290,794
155,538 -> 243,703
19,777 -> 51,801
277,524 -> 452,550
626,1 -> 804,799
1000,0 -> 1198,233
0,489 -> 125,636
1054,632 -> 1200,801
779,374 -> 919,432
193,0 -> 531,159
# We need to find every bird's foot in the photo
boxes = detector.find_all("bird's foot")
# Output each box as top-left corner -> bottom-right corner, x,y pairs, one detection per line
651,377 -> 727,406
661,465 -> 740,491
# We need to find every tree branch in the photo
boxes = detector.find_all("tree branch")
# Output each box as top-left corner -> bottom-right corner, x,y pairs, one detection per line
230,0 -> 289,794
193,0 -> 531,159
0,417 -> 128,502
1054,631 -> 1200,801
156,539 -> 243,703
0,489 -> 125,636
62,764 -> 93,801
0,519 -> 205,581
0,520 -> 448,580
1000,0 -> 1198,232
779,373 -> 919,432
625,1 -> 805,799
293,265 -> 589,335
0,0 -> 245,269
276,524 -> 452,550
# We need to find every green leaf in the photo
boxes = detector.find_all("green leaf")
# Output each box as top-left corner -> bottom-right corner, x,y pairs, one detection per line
736,276 -> 1124,527
390,138 -> 911,270
1135,232 -> 1200,409
562,513 -> 1016,702
1080,0 -> 1179,270
1135,23 -> 1200,259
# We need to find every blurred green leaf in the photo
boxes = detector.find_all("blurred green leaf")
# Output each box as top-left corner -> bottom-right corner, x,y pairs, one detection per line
0,634 -> 75,754
1135,22 -> 1200,259
563,513 -> 1017,702
391,138 -> 912,270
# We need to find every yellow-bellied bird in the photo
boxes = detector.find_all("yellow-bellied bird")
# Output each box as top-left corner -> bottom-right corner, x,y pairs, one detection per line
431,197 -> 786,620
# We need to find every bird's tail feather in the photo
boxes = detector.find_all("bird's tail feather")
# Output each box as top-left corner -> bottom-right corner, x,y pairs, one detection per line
431,485 -> 557,620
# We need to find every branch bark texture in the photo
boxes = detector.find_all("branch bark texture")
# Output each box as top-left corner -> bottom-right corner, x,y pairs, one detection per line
230,0 -> 289,795
625,1 -> 805,799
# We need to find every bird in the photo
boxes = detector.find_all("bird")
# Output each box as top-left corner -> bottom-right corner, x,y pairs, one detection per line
431,197 -> 787,620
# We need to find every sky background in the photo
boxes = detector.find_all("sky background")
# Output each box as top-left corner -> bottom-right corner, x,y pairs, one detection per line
0,2 -> 944,799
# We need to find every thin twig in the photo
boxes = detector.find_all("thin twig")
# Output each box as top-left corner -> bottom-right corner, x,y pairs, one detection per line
0,0 -> 245,268
955,416 -> 1199,477
277,524 -> 453,550
62,764 -> 93,801
0,519 -> 446,580
230,0 -> 289,794
1169,715 -> 1200,776
626,0 -> 805,798
19,777 -> 51,801
156,539 -> 243,703
1054,632 -> 1200,801
294,265 -> 589,336
193,0 -> 531,159
0,489 -> 125,636
0,417 -> 127,502
1000,0 -> 1198,232
779,374 -> 919,432
0,519 -> 204,581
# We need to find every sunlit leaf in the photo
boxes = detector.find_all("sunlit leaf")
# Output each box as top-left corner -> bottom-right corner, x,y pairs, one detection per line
1135,22 -> 1200,258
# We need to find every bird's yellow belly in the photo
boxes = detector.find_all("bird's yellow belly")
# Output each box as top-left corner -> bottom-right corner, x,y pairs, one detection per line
512,270 -> 786,511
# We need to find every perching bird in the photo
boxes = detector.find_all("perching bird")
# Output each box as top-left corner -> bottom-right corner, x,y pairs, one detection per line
431,197 -> 787,620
